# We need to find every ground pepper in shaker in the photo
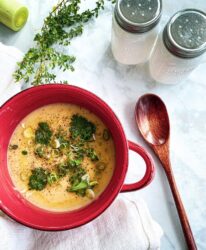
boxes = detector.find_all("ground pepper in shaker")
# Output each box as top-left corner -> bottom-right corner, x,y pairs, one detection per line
149,9 -> 206,85
111,0 -> 162,65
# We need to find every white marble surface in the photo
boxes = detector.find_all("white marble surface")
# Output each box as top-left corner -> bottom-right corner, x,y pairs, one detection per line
0,0 -> 206,249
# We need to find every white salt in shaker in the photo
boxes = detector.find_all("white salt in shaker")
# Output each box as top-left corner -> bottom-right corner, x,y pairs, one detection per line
111,0 -> 162,65
149,9 -> 206,85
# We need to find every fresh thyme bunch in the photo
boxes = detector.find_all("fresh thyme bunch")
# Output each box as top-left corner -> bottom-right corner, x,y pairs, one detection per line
14,0 -> 115,86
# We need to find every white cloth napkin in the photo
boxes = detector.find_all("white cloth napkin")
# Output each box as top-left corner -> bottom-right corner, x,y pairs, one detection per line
0,198 -> 163,250
0,43 -> 163,250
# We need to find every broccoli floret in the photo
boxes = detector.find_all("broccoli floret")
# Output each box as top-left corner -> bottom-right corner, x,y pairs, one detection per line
68,179 -> 98,197
29,167 -> 49,191
68,168 -> 98,197
56,157 -> 82,178
35,122 -> 52,145
69,167 -> 86,186
69,115 -> 96,141
69,180 -> 88,192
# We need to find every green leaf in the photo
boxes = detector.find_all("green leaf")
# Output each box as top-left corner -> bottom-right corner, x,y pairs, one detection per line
35,122 -> 52,145
69,180 -> 88,192
68,158 -> 82,168
86,148 -> 99,161
69,114 -> 96,141
47,172 -> 59,185
29,167 -> 49,191
57,163 -> 70,177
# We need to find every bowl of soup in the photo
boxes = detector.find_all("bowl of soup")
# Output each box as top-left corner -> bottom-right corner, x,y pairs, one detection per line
0,84 -> 154,230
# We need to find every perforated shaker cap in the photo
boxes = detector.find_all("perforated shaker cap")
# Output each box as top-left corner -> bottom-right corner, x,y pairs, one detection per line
114,0 -> 162,33
163,9 -> 206,58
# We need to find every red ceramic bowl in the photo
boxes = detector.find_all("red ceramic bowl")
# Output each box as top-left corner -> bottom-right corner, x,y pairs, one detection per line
0,84 -> 155,231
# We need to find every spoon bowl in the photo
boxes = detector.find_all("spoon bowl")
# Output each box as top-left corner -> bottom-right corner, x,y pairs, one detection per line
136,94 -> 170,146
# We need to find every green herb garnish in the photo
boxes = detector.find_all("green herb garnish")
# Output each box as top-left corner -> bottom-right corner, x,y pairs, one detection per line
68,158 -> 82,168
13,0 -> 116,86
56,134 -> 70,149
35,146 -> 45,158
29,167 -> 49,191
47,172 -> 59,185
69,167 -> 86,186
26,113 -> 105,196
35,122 -> 52,145
69,180 -> 88,192
70,114 -> 96,141
86,148 -> 99,161
22,150 -> 28,155
70,143 -> 85,160
57,163 -> 70,178
68,173 -> 98,196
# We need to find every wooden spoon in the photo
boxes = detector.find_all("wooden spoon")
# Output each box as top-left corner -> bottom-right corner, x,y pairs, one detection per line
135,94 -> 197,250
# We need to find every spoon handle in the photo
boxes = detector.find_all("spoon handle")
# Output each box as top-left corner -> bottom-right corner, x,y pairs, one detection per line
153,143 -> 197,250
166,169 -> 197,250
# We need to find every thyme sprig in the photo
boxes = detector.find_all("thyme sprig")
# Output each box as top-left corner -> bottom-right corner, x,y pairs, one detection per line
14,0 -> 115,86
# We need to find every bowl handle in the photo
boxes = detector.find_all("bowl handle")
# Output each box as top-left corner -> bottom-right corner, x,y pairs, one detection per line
121,141 -> 155,192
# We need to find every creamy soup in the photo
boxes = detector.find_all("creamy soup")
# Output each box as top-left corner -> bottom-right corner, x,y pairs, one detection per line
8,103 -> 115,212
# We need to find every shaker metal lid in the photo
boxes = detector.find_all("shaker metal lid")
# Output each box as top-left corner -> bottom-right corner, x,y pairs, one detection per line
115,0 -> 162,33
163,9 -> 206,58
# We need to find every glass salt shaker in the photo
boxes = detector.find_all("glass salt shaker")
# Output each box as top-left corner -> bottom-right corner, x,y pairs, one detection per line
149,9 -> 206,85
111,0 -> 162,65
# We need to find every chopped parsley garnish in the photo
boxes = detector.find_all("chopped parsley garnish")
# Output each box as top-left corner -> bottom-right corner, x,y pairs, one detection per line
68,158 -> 82,168
69,167 -> 86,186
68,172 -> 98,196
86,148 -> 99,161
70,143 -> 85,160
26,114 -> 103,197
68,169 -> 87,196
35,122 -> 52,145
69,114 -> 96,141
57,163 -> 70,178
68,180 -> 89,196
29,168 -> 49,191
56,134 -> 70,149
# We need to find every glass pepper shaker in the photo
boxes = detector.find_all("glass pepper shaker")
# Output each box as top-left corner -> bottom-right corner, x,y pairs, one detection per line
111,0 -> 162,65
149,9 -> 206,84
